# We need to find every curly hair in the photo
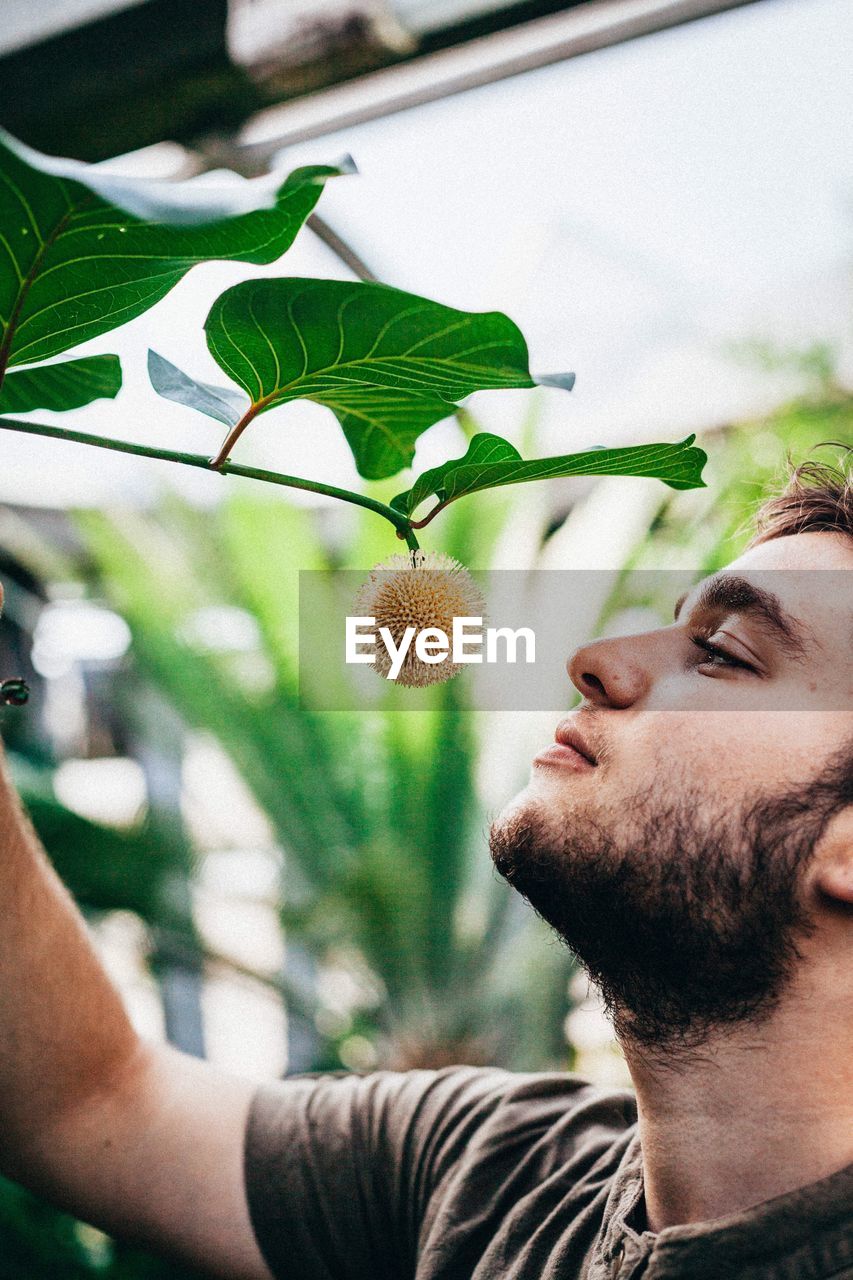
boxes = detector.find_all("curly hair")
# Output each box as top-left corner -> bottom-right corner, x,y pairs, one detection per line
748,446 -> 852,547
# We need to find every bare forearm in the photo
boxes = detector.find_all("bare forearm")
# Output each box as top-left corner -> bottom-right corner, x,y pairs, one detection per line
0,745 -> 271,1277
0,741 -> 141,1176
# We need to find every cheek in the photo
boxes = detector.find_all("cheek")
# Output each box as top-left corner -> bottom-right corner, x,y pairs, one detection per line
612,711 -> 845,801
702,712 -> 847,790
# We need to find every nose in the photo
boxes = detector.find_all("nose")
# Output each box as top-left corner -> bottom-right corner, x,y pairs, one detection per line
567,635 -> 651,709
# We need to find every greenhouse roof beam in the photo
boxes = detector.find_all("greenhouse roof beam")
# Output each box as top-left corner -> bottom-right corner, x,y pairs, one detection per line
236,0 -> 764,158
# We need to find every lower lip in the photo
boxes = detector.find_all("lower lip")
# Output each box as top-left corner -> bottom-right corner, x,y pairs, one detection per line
533,742 -> 596,772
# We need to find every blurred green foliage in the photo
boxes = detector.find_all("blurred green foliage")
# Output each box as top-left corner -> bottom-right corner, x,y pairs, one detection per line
0,1176 -> 202,1279
629,352 -> 852,573
72,479 -> 572,1072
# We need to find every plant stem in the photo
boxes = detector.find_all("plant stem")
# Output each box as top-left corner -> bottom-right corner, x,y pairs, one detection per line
209,405 -> 259,469
0,416 -> 418,543
409,501 -> 445,530
401,525 -> 420,553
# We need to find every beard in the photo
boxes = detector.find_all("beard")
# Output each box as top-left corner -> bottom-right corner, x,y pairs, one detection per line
489,741 -> 852,1053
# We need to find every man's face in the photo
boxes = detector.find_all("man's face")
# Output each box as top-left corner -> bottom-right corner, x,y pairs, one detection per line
490,531 -> 853,1050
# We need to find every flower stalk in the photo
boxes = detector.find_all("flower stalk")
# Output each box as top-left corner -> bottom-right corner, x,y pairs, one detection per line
0,415 -> 419,548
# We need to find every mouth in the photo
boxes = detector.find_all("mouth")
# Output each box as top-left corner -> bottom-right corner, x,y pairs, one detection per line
533,720 -> 598,772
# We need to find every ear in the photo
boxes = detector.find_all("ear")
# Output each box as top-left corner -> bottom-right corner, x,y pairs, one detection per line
812,807 -> 853,906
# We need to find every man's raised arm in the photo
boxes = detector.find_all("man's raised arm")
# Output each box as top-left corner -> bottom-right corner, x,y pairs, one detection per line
0,736 -> 273,1280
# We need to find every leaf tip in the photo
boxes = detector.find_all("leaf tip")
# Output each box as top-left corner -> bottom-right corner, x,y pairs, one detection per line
334,153 -> 359,177
535,371 -> 576,392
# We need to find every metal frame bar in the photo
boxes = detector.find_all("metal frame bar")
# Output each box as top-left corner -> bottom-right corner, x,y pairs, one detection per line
237,0 -> 766,159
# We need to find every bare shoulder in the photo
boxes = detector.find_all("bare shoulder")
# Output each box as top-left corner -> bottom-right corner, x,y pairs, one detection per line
17,1041 -> 275,1280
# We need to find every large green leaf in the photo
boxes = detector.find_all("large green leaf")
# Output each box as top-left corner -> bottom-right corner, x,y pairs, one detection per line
0,353 -> 121,413
391,432 -> 708,518
199,278 -> 573,479
0,130 -> 344,376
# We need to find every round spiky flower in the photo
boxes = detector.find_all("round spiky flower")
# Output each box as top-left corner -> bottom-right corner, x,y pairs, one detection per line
353,551 -> 486,687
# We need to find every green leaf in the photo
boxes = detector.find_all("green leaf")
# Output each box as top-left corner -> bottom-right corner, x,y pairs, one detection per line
391,432 -> 708,517
148,349 -> 246,428
0,129 -> 344,376
203,278 -> 572,479
0,353 -> 121,413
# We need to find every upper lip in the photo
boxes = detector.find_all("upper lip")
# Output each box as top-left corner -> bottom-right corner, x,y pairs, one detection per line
553,721 -> 598,765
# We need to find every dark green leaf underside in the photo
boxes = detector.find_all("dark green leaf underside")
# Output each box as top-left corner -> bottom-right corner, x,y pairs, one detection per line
391,432 -> 708,516
0,353 -> 121,413
0,132 -> 340,374
204,278 -> 550,479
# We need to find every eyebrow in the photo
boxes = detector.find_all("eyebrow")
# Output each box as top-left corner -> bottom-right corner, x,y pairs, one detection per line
673,574 -> 810,659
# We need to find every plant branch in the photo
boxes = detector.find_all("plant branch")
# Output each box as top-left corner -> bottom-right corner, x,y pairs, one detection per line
307,213 -> 378,283
0,415 -> 417,543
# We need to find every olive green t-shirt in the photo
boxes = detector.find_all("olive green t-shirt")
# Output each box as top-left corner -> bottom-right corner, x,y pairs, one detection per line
243,1066 -> 853,1280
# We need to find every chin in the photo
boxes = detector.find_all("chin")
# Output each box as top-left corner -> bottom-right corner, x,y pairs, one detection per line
492,784 -> 550,842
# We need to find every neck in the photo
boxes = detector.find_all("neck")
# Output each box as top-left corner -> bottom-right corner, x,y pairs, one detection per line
622,959 -> 853,1232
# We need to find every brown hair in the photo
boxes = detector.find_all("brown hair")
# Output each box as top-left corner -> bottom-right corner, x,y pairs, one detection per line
748,446 -> 853,548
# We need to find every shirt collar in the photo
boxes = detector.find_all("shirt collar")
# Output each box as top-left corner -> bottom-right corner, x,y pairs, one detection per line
592,1132 -> 853,1280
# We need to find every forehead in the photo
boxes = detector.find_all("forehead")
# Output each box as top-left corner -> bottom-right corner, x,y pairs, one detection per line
730,530 -> 853,574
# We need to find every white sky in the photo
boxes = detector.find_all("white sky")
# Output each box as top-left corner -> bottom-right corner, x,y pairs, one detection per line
1,0 -> 851,509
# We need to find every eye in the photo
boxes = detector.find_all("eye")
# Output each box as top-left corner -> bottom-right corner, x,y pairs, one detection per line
690,635 -> 756,674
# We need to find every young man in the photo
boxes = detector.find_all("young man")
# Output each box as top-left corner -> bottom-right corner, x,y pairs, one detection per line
0,459 -> 850,1280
